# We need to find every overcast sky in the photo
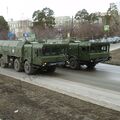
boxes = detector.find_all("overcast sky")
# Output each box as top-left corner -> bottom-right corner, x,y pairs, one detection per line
0,0 -> 119,21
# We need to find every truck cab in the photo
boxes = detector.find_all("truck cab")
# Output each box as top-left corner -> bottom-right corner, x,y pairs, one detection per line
23,42 -> 65,74
0,40 -> 66,74
66,41 -> 111,69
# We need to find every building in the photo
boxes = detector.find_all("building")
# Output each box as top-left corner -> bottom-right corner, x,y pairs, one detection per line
55,16 -> 71,27
8,19 -> 33,38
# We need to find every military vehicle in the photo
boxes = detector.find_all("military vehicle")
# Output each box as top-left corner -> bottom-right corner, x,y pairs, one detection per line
0,40 -> 65,74
63,40 -> 111,69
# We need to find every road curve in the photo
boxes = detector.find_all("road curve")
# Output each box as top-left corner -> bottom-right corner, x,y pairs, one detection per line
110,43 -> 120,51
56,63 -> 120,92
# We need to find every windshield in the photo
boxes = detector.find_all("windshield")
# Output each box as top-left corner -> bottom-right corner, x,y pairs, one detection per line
90,45 -> 109,53
42,46 -> 64,56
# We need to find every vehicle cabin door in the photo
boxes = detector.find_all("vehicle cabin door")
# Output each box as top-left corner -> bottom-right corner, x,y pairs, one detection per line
32,44 -> 42,65
23,44 -> 32,63
78,45 -> 89,60
68,43 -> 79,58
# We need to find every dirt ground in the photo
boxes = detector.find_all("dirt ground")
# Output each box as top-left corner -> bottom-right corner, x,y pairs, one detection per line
0,74 -> 120,120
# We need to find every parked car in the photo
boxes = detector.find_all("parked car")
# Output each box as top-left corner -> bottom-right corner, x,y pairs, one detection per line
112,36 -> 120,43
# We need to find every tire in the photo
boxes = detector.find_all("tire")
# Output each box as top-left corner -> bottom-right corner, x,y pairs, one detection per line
14,59 -> 22,72
24,61 -> 33,74
0,57 -> 8,68
69,58 -> 79,70
87,63 -> 96,69
61,61 -> 68,68
47,66 -> 56,73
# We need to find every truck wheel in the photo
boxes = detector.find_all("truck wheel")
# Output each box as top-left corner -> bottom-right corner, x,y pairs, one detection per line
87,63 -> 96,69
47,66 -> 56,73
69,58 -> 79,70
61,61 -> 68,68
14,59 -> 22,72
0,57 -> 8,68
24,61 -> 33,74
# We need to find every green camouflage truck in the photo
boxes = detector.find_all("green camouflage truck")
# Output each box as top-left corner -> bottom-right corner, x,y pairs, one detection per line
0,40 -> 65,74
64,40 -> 111,69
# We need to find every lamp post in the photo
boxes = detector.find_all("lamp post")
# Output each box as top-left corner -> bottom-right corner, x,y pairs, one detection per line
104,14 -> 111,37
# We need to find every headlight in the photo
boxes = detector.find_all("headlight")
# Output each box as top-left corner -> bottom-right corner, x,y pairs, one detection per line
42,62 -> 47,66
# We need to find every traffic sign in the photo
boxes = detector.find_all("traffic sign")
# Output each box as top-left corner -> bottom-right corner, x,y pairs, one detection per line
104,25 -> 110,32
8,32 -> 15,40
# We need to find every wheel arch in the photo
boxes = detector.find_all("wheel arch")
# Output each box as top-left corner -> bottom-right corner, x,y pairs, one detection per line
68,55 -> 78,61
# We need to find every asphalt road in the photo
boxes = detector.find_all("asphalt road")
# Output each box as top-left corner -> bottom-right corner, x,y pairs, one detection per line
0,63 -> 120,92
56,63 -> 120,92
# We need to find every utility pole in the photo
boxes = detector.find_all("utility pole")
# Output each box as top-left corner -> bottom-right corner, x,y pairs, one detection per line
6,6 -> 9,21
70,16 -> 74,38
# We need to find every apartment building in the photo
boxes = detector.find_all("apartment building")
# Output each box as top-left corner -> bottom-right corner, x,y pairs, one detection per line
8,20 -> 33,38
